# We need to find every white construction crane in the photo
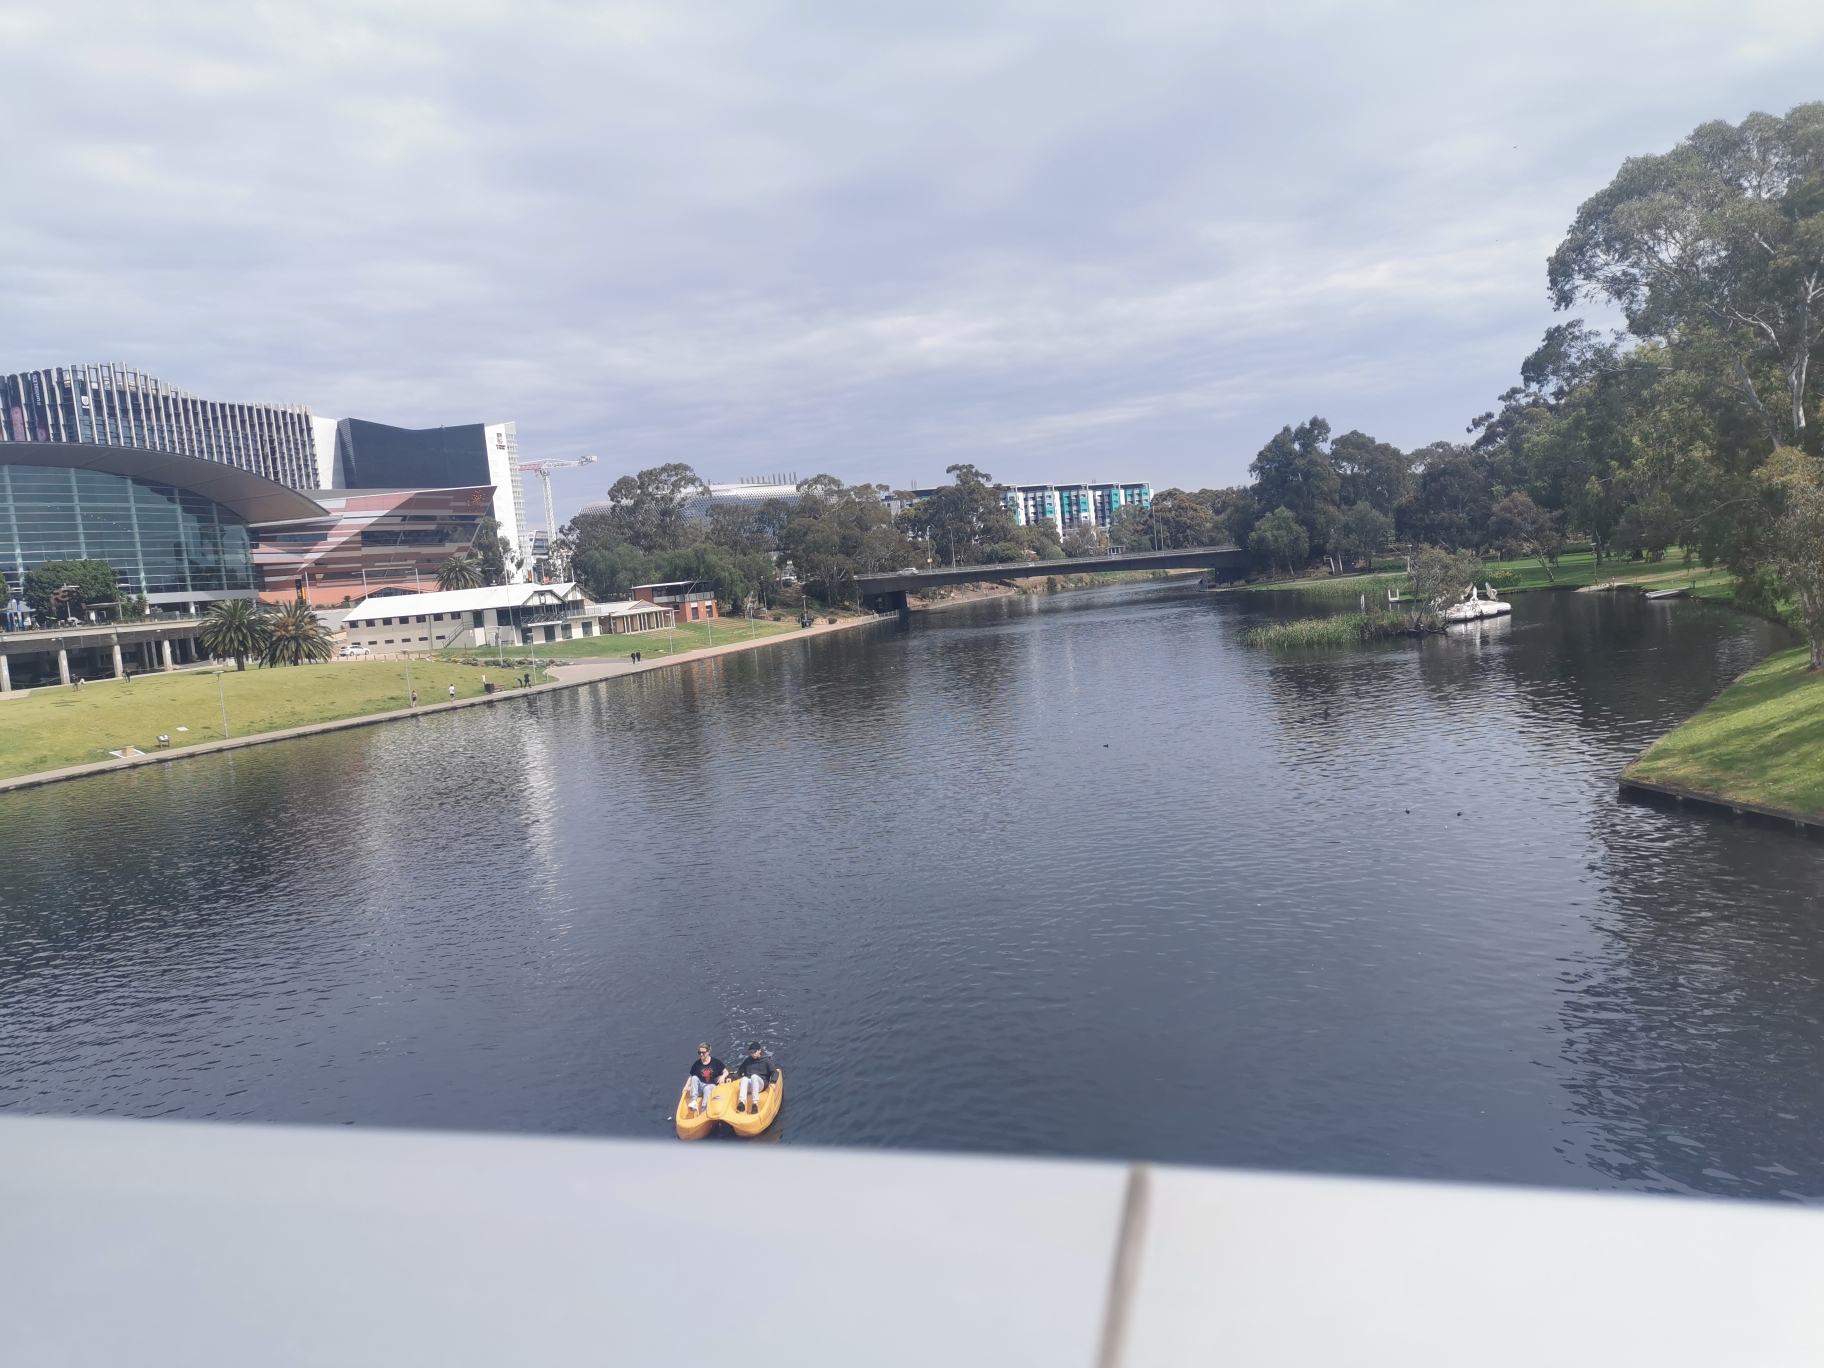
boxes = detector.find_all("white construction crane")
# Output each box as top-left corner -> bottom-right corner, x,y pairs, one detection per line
518,455 -> 597,573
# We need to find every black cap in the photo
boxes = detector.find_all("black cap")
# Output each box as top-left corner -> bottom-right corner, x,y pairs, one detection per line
748,1041 -> 763,1051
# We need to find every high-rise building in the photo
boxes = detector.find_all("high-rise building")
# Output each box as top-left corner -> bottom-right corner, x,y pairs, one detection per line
0,364 -> 532,605
1004,482 -> 1151,534
0,364 -> 318,489
322,418 -> 530,568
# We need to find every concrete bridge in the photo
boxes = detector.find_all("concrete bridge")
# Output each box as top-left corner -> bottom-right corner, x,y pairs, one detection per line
854,545 -> 1251,613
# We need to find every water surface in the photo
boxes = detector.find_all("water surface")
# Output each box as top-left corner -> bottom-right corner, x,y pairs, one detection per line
2,582 -> 1819,1201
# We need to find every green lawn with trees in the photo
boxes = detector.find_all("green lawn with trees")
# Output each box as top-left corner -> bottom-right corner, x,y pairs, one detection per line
1100,102 -> 1824,680
1625,648 -> 1824,819
0,659 -> 542,780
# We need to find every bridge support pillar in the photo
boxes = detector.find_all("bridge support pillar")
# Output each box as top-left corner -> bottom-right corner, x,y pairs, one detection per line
162,638 -> 175,672
57,649 -> 70,687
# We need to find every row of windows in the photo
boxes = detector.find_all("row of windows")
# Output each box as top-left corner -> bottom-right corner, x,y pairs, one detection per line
0,464 -> 254,597
0,366 -> 318,491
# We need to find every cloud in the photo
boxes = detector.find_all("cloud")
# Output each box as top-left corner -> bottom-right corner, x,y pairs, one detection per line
3,0 -> 1824,520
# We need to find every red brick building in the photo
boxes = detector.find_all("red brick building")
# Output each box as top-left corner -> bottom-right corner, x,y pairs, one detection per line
631,581 -> 718,622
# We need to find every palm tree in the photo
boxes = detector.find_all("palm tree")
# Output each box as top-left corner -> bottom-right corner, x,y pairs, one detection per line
199,597 -> 267,671
261,598 -> 335,667
437,552 -> 483,592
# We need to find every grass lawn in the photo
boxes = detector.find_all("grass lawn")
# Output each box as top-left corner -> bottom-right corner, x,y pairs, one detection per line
1244,549 -> 1736,598
437,616 -> 800,664
0,659 -> 547,780
1625,647 -> 1824,818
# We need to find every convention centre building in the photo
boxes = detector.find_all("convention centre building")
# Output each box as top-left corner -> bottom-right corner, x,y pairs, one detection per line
0,364 -> 534,615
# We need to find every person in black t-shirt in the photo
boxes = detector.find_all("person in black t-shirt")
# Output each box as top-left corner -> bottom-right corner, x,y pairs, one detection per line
733,1042 -> 777,1114
685,1043 -> 726,1115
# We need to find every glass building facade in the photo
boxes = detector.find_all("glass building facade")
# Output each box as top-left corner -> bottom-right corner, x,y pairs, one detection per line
0,364 -> 318,490
0,463 -> 254,603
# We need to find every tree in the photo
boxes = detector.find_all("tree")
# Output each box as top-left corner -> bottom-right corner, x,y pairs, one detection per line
575,541 -> 652,602
1329,430 -> 1413,517
1486,491 -> 1564,578
1251,418 -> 1341,553
199,598 -> 267,671
1549,103 -> 1824,449
23,559 -> 117,620
1149,488 -> 1218,548
1411,546 -> 1484,621
471,517 -> 518,586
894,464 -> 1017,566
597,462 -> 708,553
261,598 -> 334,667
1247,507 -> 1309,577
1751,447 -> 1824,668
1332,502 -> 1394,570
780,477 -> 912,606
1402,444 -> 1491,551
437,552 -> 483,592
1108,501 -> 1152,551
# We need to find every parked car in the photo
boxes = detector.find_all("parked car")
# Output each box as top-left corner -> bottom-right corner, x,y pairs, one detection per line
339,645 -> 370,658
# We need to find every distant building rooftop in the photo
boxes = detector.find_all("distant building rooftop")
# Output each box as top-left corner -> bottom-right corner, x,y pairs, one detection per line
344,582 -> 582,625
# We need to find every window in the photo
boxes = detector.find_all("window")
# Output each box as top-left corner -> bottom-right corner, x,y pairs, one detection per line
416,615 -> 426,623
432,613 -> 443,621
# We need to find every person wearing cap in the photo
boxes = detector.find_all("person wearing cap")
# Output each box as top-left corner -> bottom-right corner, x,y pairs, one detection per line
733,1041 -> 777,1114
684,1043 -> 727,1115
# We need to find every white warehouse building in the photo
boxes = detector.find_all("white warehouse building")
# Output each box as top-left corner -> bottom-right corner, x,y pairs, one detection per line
342,583 -> 673,653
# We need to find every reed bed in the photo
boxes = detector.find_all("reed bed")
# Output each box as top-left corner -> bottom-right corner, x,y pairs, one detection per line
1243,611 -> 1411,648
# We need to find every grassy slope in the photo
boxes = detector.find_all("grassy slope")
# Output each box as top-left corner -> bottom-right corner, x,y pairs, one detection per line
1243,550 -> 1735,598
1625,648 -> 1824,817
0,660 -> 543,779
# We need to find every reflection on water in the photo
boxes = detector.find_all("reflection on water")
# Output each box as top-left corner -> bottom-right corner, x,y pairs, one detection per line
1,582 -> 1819,1201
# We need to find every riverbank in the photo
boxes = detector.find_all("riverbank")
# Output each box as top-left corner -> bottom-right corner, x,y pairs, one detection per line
911,569 -> 1198,613
1621,647 -> 1824,827
0,613 -> 889,792
1243,550 -> 1737,600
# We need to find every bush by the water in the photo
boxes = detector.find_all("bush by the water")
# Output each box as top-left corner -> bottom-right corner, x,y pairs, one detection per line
1244,611 -> 1408,648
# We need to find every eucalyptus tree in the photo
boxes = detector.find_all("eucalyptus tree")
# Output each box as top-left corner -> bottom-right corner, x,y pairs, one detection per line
893,464 -> 1016,566
199,598 -> 267,671
1549,103 -> 1824,449
1250,418 -> 1341,554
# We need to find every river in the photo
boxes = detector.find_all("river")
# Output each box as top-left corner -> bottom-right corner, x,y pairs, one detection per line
1,580 -> 1819,1201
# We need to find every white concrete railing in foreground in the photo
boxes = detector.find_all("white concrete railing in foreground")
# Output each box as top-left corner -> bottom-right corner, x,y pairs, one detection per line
1,1115 -> 1820,1366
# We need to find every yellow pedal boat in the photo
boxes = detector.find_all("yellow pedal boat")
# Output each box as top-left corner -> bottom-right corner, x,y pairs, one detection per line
675,1080 -> 735,1140
719,1070 -> 783,1137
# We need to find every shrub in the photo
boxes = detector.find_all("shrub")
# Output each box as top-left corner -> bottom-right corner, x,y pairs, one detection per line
1244,612 -> 1407,648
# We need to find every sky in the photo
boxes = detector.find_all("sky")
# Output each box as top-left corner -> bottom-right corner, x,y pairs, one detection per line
4,2 -> 1824,525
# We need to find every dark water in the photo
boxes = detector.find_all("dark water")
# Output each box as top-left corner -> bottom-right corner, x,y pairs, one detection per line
2,583 -> 1820,1201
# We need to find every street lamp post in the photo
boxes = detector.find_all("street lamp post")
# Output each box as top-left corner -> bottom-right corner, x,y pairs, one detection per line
214,668 -> 230,739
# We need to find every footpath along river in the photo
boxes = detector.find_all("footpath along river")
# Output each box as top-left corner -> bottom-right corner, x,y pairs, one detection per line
1,581 -> 1820,1201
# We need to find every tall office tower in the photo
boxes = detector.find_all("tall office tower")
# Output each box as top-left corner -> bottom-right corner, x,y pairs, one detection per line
322,418 -> 531,575
0,364 -> 319,490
